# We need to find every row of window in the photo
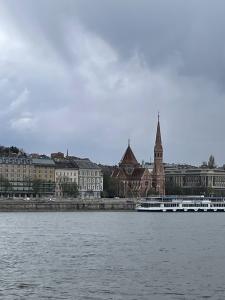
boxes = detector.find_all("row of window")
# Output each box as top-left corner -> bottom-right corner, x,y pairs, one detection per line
1,170 -> 54,174
141,203 -> 225,208
56,171 -> 77,177
0,159 -> 31,164
79,170 -> 100,176
79,178 -> 102,184
80,185 -> 103,191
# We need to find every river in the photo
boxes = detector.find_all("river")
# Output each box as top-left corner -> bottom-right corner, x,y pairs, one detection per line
0,212 -> 225,299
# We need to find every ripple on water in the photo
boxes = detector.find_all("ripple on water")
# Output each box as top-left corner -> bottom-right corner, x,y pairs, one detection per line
0,212 -> 225,299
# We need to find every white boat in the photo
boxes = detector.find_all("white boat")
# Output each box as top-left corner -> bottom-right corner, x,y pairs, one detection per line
136,196 -> 225,212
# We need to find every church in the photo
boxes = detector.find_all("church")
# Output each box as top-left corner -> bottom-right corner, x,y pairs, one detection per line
111,116 -> 165,197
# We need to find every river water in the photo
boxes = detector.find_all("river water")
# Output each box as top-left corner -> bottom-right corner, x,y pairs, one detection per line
0,212 -> 225,300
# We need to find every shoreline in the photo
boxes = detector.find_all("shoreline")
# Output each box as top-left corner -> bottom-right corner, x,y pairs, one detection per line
0,198 -> 137,212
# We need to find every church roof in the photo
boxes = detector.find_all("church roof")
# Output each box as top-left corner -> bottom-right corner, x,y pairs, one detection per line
131,168 -> 147,179
111,166 -> 149,180
111,167 -> 127,179
119,145 -> 139,167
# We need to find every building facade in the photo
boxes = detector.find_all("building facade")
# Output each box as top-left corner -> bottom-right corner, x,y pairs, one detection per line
0,157 -> 55,198
54,160 -> 79,197
165,165 -> 225,196
0,157 -> 33,197
29,158 -> 55,197
72,159 -> 103,199
111,144 -> 152,197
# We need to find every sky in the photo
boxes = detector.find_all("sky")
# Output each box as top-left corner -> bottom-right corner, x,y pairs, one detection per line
0,0 -> 225,166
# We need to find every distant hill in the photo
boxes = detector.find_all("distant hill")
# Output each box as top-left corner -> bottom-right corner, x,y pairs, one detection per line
0,145 -> 27,157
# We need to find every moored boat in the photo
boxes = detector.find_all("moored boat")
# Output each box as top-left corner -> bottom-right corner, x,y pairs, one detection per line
136,196 -> 225,212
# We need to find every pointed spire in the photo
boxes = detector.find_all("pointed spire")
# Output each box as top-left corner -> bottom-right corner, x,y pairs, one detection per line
66,149 -> 69,157
153,113 -> 165,195
155,113 -> 162,146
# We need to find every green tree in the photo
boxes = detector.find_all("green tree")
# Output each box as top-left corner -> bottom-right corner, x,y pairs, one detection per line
32,179 -> 44,195
165,182 -> 184,195
60,182 -> 79,197
0,176 -> 12,194
9,146 -> 20,154
147,188 -> 159,196
103,174 -> 118,198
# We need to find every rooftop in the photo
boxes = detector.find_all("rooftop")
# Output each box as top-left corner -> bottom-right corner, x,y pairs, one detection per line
71,158 -> 100,170
32,158 -> 55,166
54,159 -> 78,169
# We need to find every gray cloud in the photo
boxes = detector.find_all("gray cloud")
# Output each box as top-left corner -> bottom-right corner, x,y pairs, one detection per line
0,0 -> 225,165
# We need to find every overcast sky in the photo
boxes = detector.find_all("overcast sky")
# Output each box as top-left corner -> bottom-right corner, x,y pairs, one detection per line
0,0 -> 225,165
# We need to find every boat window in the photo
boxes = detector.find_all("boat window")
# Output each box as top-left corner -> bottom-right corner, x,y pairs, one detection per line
164,203 -> 178,207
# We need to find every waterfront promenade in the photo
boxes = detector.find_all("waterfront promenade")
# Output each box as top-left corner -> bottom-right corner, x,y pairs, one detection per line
0,198 -> 137,212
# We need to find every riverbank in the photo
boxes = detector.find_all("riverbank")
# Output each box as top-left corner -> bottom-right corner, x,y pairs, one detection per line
0,198 -> 137,212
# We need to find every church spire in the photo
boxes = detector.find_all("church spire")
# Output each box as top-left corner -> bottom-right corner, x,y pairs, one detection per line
153,114 -> 165,195
155,113 -> 162,150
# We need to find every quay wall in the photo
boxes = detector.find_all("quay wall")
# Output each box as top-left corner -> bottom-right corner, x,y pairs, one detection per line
0,198 -> 138,212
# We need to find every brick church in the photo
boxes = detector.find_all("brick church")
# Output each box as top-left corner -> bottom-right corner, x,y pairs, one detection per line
111,116 -> 165,197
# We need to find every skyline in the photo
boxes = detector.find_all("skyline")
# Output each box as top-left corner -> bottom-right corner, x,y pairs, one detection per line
1,1 -> 225,165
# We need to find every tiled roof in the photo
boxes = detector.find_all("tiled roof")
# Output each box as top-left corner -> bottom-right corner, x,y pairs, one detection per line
112,166 -> 149,180
131,168 -> 146,179
119,145 -> 139,167
111,167 -> 127,179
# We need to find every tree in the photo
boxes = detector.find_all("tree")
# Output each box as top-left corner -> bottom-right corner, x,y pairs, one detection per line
9,146 -> 20,154
32,179 -> 44,195
60,182 -> 79,198
0,176 -> 12,194
147,188 -> 159,196
165,182 -> 184,195
208,155 -> 216,169
102,174 -> 118,198
0,145 -> 22,157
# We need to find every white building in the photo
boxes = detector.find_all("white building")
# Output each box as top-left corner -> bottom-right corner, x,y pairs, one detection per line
72,158 -> 103,199
54,160 -> 79,197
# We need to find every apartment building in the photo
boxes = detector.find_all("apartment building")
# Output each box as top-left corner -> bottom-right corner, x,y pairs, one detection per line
71,158 -> 103,199
32,158 -> 55,197
54,160 -> 79,197
0,156 -> 55,198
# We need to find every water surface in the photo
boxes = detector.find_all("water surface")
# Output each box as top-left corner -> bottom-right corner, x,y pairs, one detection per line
0,212 -> 225,299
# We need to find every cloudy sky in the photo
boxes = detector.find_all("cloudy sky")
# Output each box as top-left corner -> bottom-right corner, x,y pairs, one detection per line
0,0 -> 225,165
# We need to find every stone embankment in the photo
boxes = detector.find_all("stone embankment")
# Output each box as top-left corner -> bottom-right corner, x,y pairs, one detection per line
0,198 -> 138,212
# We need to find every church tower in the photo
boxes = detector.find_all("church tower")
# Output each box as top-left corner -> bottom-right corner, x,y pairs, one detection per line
152,114 -> 165,195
